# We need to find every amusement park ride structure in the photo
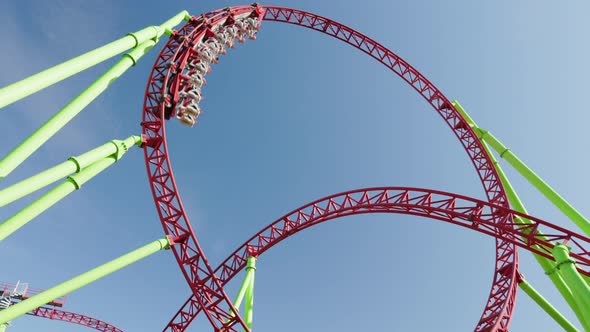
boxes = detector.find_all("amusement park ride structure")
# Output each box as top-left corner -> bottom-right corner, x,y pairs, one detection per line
0,3 -> 589,332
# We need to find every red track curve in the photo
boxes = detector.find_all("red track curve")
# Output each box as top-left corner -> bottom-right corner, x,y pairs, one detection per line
142,5 -> 516,331
164,187 -> 590,331
27,306 -> 122,332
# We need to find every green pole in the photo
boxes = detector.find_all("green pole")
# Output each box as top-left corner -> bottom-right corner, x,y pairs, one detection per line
0,39 -> 155,180
229,256 -> 257,326
488,143 -> 588,329
453,100 -> 588,330
452,101 -> 590,237
0,11 -> 190,109
518,276 -> 579,332
0,10 -> 191,180
231,273 -> 253,316
489,147 -> 587,327
0,238 -> 171,324
0,323 -> 8,332
0,135 -> 141,207
478,128 -> 590,237
244,256 -> 256,330
552,244 -> 590,327
0,156 -> 118,241
481,139 -> 587,328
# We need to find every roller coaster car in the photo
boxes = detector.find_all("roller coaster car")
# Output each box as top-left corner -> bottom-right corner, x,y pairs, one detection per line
164,102 -> 175,120
190,60 -> 210,75
184,88 -> 202,103
178,113 -> 196,127
183,103 -> 202,118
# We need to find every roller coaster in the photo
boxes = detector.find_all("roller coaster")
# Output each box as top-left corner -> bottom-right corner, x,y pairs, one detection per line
0,3 -> 589,332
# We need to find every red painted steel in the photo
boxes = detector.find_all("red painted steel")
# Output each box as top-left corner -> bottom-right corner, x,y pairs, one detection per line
142,6 -> 265,331
27,306 -> 122,332
142,5 -> 516,331
165,187 -> 590,331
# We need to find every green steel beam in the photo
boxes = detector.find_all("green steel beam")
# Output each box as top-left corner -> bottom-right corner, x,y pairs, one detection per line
0,135 -> 141,207
552,244 -> 590,328
229,256 -> 257,332
0,323 -> 7,332
0,40 -> 154,180
452,100 -> 588,330
244,256 -> 256,330
479,128 -> 590,237
231,273 -> 253,316
0,10 -> 192,180
488,144 -> 587,328
487,143 -> 588,329
0,237 -> 171,325
0,11 -> 190,109
518,276 -> 579,332
452,101 -> 590,237
0,155 -> 119,241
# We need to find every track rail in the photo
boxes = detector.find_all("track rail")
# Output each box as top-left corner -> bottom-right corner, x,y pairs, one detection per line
142,5 -> 516,331
27,306 -> 122,332
165,187 -> 590,331
142,6 -> 265,331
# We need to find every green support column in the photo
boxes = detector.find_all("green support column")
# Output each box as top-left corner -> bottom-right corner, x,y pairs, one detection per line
452,101 -> 590,237
0,11 -> 189,109
0,40 -> 154,180
481,138 -> 587,329
479,128 -> 590,237
244,257 -> 256,330
0,155 -> 120,241
0,322 -> 8,332
452,100 -> 587,330
0,10 -> 192,180
228,256 -> 257,331
0,135 -> 141,207
231,273 -> 253,316
0,237 -> 171,325
552,244 -> 590,328
518,276 -> 579,332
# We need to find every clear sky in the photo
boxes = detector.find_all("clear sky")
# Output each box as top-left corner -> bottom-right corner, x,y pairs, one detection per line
1,0 -> 590,331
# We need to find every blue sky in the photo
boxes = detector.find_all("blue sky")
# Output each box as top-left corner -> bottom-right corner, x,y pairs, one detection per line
1,0 -> 590,331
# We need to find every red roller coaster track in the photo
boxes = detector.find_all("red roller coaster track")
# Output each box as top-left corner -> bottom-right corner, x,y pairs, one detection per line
27,306 -> 122,332
164,187 -> 590,331
142,5 -> 516,331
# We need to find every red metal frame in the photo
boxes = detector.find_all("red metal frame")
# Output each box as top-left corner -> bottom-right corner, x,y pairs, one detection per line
27,306 -> 122,332
142,5 -> 516,332
165,187 -> 590,331
141,6 -> 264,331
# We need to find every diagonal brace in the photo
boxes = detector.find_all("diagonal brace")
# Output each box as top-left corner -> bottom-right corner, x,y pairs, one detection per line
0,135 -> 141,207
0,237 -> 171,325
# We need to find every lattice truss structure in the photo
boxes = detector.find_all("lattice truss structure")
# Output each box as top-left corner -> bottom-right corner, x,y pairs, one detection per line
0,3 -> 589,332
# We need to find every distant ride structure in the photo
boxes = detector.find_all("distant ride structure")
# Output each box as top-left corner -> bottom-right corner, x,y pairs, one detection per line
0,281 -> 121,332
0,3 -> 588,332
